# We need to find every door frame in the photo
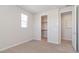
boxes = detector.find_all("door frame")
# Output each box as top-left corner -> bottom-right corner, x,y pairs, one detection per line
59,6 -> 78,52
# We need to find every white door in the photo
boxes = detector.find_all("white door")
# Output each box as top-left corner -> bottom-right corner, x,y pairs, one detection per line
72,6 -> 77,51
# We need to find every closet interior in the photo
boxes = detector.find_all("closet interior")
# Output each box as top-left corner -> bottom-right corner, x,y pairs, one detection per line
41,15 -> 48,42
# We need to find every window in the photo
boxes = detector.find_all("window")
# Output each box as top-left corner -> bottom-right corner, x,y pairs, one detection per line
21,13 -> 28,28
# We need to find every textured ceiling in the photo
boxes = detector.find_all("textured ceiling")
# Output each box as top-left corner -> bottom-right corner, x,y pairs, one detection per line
18,5 -> 67,14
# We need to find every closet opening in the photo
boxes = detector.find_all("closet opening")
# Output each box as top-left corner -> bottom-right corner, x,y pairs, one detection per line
61,11 -> 72,48
41,15 -> 48,42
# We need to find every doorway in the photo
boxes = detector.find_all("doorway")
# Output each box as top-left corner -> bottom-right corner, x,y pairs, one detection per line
41,15 -> 48,42
61,11 -> 72,47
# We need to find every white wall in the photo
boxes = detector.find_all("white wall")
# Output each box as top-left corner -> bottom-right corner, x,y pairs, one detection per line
0,6 -> 33,50
48,9 -> 59,44
60,6 -> 72,13
33,14 -> 41,40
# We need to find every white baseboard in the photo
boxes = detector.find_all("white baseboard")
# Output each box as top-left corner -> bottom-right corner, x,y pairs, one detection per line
0,39 -> 32,51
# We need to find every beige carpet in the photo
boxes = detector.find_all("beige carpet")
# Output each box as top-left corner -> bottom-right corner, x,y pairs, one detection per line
0,40 -> 74,53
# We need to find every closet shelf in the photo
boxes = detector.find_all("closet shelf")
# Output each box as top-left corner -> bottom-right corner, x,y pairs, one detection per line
41,29 -> 47,31
42,22 -> 47,23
